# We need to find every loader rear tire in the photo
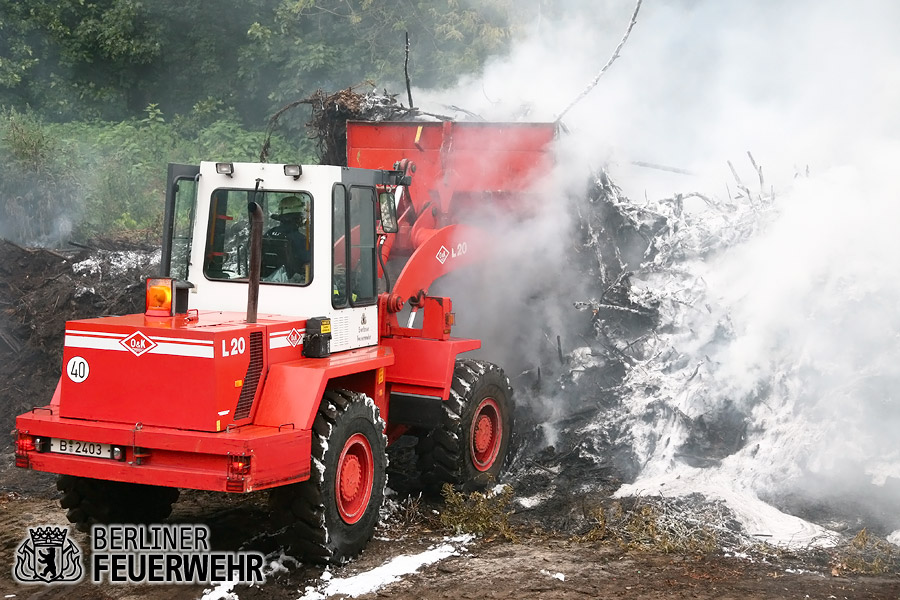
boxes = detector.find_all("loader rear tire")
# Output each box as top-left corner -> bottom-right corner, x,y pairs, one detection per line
269,389 -> 387,564
57,475 -> 179,532
419,359 -> 514,494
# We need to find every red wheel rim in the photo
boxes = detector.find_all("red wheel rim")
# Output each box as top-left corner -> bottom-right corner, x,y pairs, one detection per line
469,398 -> 502,472
335,433 -> 374,524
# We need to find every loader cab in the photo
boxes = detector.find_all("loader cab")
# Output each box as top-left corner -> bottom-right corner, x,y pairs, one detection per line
161,161 -> 397,353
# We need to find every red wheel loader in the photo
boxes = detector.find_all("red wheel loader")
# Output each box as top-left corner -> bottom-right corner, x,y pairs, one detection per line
14,120 -> 556,562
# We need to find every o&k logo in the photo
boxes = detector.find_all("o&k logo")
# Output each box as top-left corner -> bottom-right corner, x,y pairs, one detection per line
435,245 -> 450,265
120,331 -> 158,357
287,328 -> 303,347
14,526 -> 83,584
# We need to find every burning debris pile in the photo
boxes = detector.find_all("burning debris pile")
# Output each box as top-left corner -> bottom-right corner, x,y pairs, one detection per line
507,159 -> 900,554
501,167 -> 775,533
508,165 -> 777,505
507,172 -> 675,527
0,240 -> 158,457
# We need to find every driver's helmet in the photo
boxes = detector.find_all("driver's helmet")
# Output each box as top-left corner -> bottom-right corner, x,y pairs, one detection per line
279,195 -> 304,216
273,195 -> 305,223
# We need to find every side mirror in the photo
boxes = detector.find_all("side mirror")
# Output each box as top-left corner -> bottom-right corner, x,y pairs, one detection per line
378,190 -> 399,234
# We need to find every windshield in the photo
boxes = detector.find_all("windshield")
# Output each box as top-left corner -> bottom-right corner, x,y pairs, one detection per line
203,189 -> 313,286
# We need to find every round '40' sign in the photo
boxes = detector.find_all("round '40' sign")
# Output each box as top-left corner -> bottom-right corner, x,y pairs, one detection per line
66,356 -> 90,383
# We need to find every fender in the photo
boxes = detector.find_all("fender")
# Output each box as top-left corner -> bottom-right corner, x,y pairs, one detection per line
253,346 -> 394,430
381,336 -> 479,400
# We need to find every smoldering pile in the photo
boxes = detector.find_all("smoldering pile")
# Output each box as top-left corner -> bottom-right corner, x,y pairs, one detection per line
0,240 -> 158,458
508,158 -> 900,555
506,164 -> 781,532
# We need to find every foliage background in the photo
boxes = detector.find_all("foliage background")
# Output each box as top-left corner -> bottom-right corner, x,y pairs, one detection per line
0,105 -> 313,243
0,0 -> 578,243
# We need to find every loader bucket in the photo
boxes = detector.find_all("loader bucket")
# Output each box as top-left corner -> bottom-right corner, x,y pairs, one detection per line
346,121 -> 557,222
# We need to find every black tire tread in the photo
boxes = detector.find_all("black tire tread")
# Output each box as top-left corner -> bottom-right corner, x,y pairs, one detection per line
57,475 -> 179,533
269,389 -> 386,563
418,359 -> 514,494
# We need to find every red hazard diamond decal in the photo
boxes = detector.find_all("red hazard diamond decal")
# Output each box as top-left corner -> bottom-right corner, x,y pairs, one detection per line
287,328 -> 303,347
120,331 -> 157,357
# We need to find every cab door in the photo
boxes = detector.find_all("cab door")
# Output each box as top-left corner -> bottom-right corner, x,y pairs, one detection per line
161,163 -> 200,279
330,183 -> 379,351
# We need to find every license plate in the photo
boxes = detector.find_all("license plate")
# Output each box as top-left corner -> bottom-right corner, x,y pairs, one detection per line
49,438 -> 112,459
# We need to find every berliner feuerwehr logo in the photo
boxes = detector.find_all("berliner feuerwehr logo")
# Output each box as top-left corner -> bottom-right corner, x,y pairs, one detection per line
13,526 -> 83,584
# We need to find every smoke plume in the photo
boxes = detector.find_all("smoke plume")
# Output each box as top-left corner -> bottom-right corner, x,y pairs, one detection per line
418,0 -> 900,542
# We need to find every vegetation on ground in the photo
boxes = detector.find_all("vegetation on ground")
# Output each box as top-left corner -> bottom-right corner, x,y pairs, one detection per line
576,496 -> 726,554
830,529 -> 898,576
439,484 -> 518,541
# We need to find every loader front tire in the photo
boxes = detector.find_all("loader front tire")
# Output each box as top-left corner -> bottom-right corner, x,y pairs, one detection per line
269,390 -> 386,563
57,475 -> 179,532
419,359 -> 514,494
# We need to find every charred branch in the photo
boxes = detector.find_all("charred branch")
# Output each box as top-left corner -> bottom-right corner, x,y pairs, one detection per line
405,32 -> 414,109
555,0 -> 643,123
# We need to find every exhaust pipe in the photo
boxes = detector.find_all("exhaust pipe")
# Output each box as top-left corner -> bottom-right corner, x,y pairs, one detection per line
247,201 -> 263,323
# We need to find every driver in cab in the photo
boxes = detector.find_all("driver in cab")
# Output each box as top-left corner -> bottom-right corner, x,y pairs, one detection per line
263,195 -> 310,283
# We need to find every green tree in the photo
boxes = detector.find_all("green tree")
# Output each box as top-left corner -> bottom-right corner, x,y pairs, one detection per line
0,8 -> 39,90
0,0 -> 163,119
1,0 -> 585,125
0,0 -> 279,121
239,0 -> 523,115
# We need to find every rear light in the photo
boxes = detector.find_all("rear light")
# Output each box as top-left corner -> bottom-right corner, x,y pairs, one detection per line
226,455 -> 251,492
230,455 -> 251,474
15,432 -> 34,468
16,433 -> 35,451
112,446 -> 126,461
145,277 -> 174,316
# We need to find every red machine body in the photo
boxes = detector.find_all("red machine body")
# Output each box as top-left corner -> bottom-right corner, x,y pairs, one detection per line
18,311 -> 393,492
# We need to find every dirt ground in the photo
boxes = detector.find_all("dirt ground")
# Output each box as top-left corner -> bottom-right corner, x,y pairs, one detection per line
0,482 -> 897,600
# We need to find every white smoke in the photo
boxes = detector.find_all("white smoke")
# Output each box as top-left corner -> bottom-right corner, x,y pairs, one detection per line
419,0 -> 900,190
417,0 -> 900,543
613,151 -> 900,544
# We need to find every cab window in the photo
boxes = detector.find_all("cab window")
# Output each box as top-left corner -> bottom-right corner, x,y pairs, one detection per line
168,177 -> 197,280
349,186 -> 377,304
332,185 -> 376,307
203,189 -> 313,285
